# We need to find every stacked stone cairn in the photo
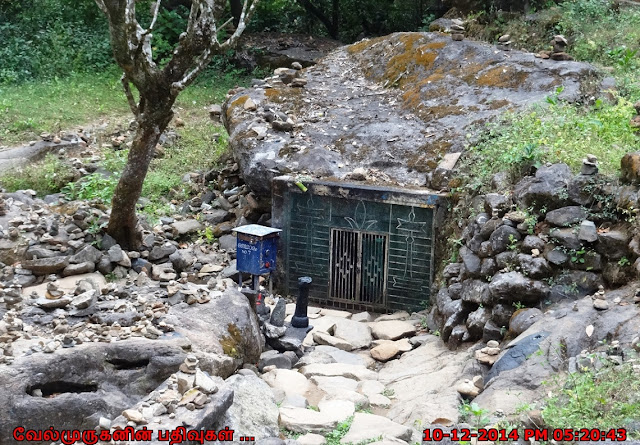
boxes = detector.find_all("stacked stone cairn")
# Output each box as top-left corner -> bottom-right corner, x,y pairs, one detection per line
497,34 -> 512,51
451,19 -> 465,41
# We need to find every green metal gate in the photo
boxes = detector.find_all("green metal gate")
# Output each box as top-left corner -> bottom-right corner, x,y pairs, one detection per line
273,177 -> 440,312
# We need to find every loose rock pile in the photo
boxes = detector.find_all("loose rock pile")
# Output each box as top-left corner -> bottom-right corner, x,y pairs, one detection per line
431,162 -> 640,349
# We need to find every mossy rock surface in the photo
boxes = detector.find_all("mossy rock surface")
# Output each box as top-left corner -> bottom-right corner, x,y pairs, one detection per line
224,32 -> 601,196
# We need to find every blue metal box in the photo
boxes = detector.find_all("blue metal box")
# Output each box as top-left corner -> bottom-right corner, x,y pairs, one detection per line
232,225 -> 282,276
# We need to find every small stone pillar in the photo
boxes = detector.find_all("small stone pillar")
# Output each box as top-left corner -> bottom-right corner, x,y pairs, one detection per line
291,277 -> 312,328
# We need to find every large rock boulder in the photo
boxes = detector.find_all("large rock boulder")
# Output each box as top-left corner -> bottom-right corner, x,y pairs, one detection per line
0,339 -> 186,443
224,33 -> 599,196
213,373 -> 280,441
165,288 -> 262,376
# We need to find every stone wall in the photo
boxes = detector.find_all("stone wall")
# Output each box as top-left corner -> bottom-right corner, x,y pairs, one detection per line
430,162 -> 640,348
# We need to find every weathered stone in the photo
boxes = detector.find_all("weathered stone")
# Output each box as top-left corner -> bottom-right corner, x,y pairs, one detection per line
370,343 -> 400,362
313,331 -> 354,351
514,164 -> 573,210
370,320 -> 416,340
270,299 -> 287,327
212,373 -> 279,441
545,206 -> 587,227
517,254 -> 551,279
62,261 -> 96,277
171,219 -> 203,236
549,228 -> 582,250
466,307 -> 491,340
596,230 -> 630,260
489,225 -> 521,254
545,246 -> 569,266
484,193 -> 510,217
149,243 -> 177,262
491,304 -> 515,327
489,272 -> 550,304
522,235 -> 545,253
262,369 -> 310,397
70,245 -> 101,264
259,350 -> 292,371
299,363 -> 377,381
460,279 -> 491,306
279,407 -> 337,433
509,308 -> 543,336
578,220 -> 598,242
21,257 -> 69,275
621,152 -> 640,185
225,33 -> 598,197
555,271 -> 603,297
340,413 -> 413,444
333,318 -> 373,349
459,246 -> 481,278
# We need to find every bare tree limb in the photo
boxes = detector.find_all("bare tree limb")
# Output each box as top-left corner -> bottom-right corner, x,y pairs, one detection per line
148,0 -> 162,32
94,0 -> 107,14
221,0 -> 258,48
121,74 -> 140,117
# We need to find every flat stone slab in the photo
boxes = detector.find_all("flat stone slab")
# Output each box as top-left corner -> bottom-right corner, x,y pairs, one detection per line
370,320 -> 417,340
299,363 -> 378,381
340,413 -> 413,444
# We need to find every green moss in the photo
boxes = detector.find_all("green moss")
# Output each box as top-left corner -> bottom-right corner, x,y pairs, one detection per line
220,323 -> 244,359
476,66 -> 530,89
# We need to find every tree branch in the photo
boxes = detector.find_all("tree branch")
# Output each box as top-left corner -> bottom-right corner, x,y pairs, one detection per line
121,74 -> 140,117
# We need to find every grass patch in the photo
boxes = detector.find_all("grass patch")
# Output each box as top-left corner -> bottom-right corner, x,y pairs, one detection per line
459,97 -> 640,192
0,66 -> 249,146
0,69 -> 129,146
543,362 -> 640,431
0,153 -> 75,195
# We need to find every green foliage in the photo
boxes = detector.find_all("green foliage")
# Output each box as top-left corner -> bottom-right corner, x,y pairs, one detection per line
62,173 -> 119,204
458,401 -> 491,430
507,234 -> 518,251
513,301 -> 525,310
325,416 -> 354,445
0,153 -> 75,195
618,257 -> 631,267
543,362 -> 640,430
0,0 -> 112,83
460,98 -> 639,192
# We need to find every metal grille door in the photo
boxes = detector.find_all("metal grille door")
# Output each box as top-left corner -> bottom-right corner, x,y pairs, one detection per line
330,229 -> 388,307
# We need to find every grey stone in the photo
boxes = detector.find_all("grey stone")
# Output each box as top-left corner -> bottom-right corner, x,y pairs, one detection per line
460,279 -> 491,306
486,331 -> 550,383
522,235 -> 545,253
484,193 -> 510,217
492,304 -> 515,327
459,246 -> 482,278
259,350 -> 293,371
171,219 -> 203,236
169,249 -> 195,272
70,245 -> 101,264
545,206 -> 587,227
509,308 -> 543,336
578,220 -> 598,242
21,257 -> 69,275
466,307 -> 491,340
596,230 -> 630,260
213,374 -> 280,441
517,254 -> 551,279
270,299 -> 287,327
489,272 -> 550,304
62,261 -> 96,277
480,258 -> 497,276
555,271 -> 603,297
149,243 -> 177,262
107,245 -> 131,267
549,227 -> 582,250
545,246 -> 569,266
514,163 -> 573,211
490,225 -> 521,254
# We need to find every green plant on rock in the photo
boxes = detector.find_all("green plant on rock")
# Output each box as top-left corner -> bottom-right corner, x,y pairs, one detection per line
618,257 -> 631,267
458,400 -> 491,431
507,234 -> 518,251
512,301 -> 525,310
543,362 -> 640,430
325,416 -> 354,445
570,248 -> 586,264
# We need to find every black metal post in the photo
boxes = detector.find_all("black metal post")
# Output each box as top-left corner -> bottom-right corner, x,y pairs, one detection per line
291,276 -> 312,328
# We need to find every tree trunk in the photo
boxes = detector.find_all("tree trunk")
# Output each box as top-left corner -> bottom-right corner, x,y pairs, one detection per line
107,105 -> 174,249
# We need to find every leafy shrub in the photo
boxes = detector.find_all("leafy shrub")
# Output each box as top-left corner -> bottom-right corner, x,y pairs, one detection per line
459,97 -> 639,192
543,362 -> 640,430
